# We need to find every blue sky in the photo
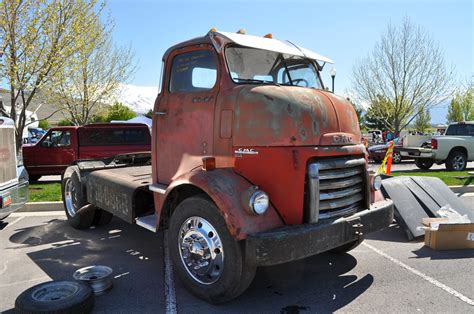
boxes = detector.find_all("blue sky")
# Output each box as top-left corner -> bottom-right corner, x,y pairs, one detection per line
107,0 -> 472,123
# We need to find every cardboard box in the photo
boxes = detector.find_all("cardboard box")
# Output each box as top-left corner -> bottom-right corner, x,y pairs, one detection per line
423,218 -> 474,250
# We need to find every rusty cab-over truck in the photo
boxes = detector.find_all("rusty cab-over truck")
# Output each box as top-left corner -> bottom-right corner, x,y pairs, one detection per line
61,30 -> 394,303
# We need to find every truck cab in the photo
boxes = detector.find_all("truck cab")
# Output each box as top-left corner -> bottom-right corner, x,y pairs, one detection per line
61,30 -> 394,303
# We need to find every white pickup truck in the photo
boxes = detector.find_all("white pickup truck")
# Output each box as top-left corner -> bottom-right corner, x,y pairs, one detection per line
400,121 -> 474,171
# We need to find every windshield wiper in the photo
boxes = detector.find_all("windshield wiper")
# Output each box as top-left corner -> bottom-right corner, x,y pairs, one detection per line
233,78 -> 280,86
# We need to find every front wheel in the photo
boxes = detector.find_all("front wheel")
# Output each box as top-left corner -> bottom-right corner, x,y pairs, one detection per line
168,195 -> 256,304
415,158 -> 434,170
392,152 -> 402,164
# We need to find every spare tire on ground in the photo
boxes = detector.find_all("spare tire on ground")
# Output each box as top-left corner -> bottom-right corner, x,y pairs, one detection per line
15,280 -> 94,314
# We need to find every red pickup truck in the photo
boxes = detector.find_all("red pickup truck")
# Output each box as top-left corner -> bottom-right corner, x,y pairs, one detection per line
22,123 -> 151,180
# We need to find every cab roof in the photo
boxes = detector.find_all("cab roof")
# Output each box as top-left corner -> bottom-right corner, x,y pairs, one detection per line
163,30 -> 334,65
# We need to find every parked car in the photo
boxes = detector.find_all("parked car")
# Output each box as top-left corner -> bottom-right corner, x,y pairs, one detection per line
400,121 -> 474,170
368,138 -> 406,163
22,123 -> 151,180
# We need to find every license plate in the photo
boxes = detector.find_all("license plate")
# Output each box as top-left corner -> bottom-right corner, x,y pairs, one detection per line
2,194 -> 12,208
412,151 -> 420,156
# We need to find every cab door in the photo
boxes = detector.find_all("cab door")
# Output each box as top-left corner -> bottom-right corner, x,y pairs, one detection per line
156,46 -> 219,184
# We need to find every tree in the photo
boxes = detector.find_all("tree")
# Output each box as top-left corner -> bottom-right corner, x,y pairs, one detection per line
0,0 -> 104,150
103,102 -> 136,122
43,13 -> 135,126
363,95 -> 396,130
413,109 -> 431,133
351,18 -> 454,135
38,119 -> 49,130
459,78 -> 473,121
447,94 -> 464,123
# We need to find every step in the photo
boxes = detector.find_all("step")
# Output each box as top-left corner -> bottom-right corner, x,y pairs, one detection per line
135,214 -> 157,232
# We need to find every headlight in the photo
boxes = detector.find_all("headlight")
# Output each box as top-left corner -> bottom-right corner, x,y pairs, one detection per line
249,190 -> 269,215
372,175 -> 382,191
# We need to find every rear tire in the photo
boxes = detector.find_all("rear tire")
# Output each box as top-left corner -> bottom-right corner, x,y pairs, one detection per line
168,195 -> 256,304
415,159 -> 434,170
62,167 -> 95,229
29,175 -> 41,182
445,150 -> 467,171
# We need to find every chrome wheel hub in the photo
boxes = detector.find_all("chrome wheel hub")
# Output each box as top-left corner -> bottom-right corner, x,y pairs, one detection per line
453,156 -> 465,170
31,282 -> 79,301
178,216 -> 224,285
64,179 -> 78,217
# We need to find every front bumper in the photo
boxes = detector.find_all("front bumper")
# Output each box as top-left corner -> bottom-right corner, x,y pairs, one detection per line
245,199 -> 394,266
0,180 -> 29,220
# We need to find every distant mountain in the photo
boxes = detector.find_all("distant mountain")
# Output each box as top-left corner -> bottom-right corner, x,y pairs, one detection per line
111,84 -> 158,114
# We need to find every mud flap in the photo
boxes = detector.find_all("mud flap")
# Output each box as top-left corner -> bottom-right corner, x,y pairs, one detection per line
381,176 -> 473,240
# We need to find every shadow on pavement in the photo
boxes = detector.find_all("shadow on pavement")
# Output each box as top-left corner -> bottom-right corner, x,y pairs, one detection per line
411,246 -> 474,260
176,252 -> 373,313
7,217 -> 165,312
0,221 -> 8,230
365,223 -> 423,243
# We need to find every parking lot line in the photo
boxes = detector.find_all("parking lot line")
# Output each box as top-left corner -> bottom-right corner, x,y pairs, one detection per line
3,217 -> 23,229
363,242 -> 474,306
164,230 -> 177,314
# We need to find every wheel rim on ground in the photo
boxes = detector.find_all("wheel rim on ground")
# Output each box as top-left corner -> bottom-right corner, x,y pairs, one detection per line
178,216 -> 224,285
31,281 -> 79,302
64,178 -> 78,217
452,155 -> 466,170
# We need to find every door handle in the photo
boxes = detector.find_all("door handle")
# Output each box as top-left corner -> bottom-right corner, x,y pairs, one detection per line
155,111 -> 167,116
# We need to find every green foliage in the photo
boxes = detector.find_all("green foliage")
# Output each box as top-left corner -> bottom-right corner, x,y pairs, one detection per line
103,102 -> 136,122
57,119 -> 74,126
29,183 -> 62,202
446,95 -> 464,123
145,109 -> 153,119
413,109 -> 431,133
364,95 -> 397,131
391,170 -> 472,187
38,120 -> 50,130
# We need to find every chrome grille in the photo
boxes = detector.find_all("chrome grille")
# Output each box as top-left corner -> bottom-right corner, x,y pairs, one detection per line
306,157 -> 366,222
0,126 -> 17,187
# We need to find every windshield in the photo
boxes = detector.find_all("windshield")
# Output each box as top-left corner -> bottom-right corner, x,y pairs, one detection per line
225,46 -> 322,89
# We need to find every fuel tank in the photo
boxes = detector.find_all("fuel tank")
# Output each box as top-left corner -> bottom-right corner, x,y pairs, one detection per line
233,85 -> 361,147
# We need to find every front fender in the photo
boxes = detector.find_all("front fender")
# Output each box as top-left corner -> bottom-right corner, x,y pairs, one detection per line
161,168 -> 284,240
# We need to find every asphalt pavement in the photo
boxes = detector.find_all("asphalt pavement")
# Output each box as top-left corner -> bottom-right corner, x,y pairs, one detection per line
1,194 -> 473,313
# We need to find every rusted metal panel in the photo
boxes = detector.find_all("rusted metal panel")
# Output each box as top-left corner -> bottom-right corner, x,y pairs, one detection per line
86,166 -> 152,223
157,168 -> 284,240
234,145 -> 367,225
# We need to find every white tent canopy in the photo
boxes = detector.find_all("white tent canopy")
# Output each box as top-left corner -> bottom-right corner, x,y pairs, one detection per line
111,115 -> 152,128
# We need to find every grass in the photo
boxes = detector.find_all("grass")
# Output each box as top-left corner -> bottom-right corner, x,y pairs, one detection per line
28,182 -> 62,202
391,170 -> 474,186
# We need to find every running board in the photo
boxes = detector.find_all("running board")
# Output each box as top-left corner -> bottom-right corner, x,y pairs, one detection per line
135,214 -> 157,233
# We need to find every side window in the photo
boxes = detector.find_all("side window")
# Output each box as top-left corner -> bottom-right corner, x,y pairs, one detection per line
456,124 -> 467,135
169,50 -> 217,93
466,124 -> 474,136
41,131 -> 71,148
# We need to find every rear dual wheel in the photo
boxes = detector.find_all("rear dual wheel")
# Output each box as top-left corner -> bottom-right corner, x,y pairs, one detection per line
62,167 -> 113,229
168,195 -> 256,304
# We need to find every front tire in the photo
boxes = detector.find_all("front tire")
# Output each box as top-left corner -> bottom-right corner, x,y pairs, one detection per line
415,158 -> 434,170
168,195 -> 256,304
445,150 -> 467,171
392,152 -> 402,164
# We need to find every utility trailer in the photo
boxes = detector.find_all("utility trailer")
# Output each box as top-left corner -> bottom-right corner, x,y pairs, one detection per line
61,30 -> 394,303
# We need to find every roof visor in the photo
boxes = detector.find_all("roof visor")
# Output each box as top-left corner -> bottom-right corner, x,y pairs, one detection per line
210,30 -> 334,64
